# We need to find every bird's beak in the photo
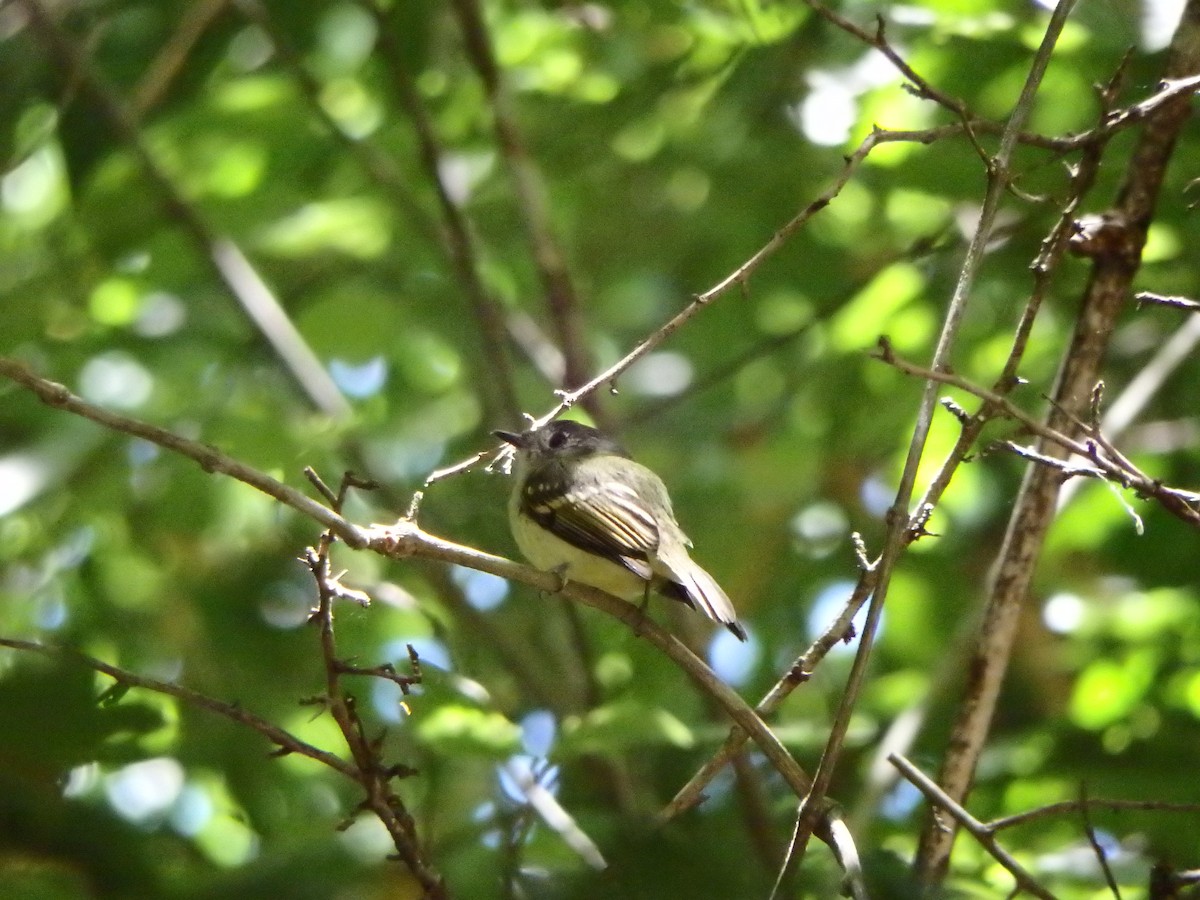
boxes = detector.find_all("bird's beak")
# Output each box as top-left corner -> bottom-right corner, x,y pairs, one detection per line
493,429 -> 528,449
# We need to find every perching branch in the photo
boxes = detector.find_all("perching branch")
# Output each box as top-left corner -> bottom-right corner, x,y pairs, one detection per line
0,355 -> 825,831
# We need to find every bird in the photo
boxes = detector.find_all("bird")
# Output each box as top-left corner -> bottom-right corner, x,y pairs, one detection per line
494,420 -> 746,641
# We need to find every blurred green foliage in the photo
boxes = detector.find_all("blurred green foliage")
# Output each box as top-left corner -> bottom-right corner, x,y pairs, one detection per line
2,0 -> 1199,897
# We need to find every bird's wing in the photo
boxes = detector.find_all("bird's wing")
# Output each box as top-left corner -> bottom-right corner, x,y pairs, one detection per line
521,478 -> 659,578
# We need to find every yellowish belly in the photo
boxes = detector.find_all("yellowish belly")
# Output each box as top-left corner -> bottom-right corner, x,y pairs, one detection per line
509,504 -> 647,600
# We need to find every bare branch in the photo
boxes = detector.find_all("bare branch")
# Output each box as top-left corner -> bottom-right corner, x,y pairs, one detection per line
873,347 -> 1200,527
915,0 -> 1200,880
302,491 -> 441,892
1136,291 -> 1200,313
1078,785 -> 1123,900
0,357 -> 358,541
791,0 -> 1082,861
0,637 -> 356,777
891,754 -> 1057,900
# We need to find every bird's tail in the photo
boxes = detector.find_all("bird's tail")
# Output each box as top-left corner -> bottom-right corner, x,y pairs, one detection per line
658,549 -> 747,641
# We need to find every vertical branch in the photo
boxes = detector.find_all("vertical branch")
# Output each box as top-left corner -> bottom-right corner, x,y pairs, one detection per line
914,0 -> 1200,884
447,0 -> 595,412
132,0 -> 230,115
303,471 -> 446,897
368,0 -> 522,425
789,0 -> 1080,857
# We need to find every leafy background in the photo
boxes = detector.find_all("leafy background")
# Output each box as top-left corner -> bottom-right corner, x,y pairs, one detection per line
2,0 -> 1199,897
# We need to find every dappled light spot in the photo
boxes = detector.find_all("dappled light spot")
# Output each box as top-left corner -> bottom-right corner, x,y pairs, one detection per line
1,144 -> 66,226
521,709 -> 557,757
88,278 -> 140,327
338,814 -> 394,863
880,779 -> 922,821
791,500 -> 849,559
225,26 -> 272,73
708,626 -> 758,686
452,564 -> 509,611
79,352 -> 153,409
0,454 -> 49,517
859,471 -> 895,518
316,3 -> 377,72
1042,591 -> 1085,635
105,757 -> 185,823
625,351 -> 693,397
133,292 -> 187,338
329,355 -> 387,398
258,579 -> 314,629
438,151 -> 496,206
169,783 -> 213,837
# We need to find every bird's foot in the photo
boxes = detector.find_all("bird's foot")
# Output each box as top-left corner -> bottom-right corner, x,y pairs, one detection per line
546,564 -> 569,594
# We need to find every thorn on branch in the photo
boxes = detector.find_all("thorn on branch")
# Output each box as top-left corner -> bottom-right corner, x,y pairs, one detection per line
940,396 -> 971,424
1135,291 -> 1200,314
787,663 -> 812,685
1068,211 -> 1137,260
907,503 -> 938,542
850,532 -> 875,573
1089,380 -> 1105,425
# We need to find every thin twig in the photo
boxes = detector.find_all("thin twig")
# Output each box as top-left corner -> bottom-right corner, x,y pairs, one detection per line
890,754 -> 1057,900
990,798 -> 1200,831
0,637 -> 356,777
299,472 -> 443,890
132,0 -> 229,115
660,567 -> 875,821
1078,784 -> 1123,899
874,347 -> 1200,527
1136,291 -> 1200,313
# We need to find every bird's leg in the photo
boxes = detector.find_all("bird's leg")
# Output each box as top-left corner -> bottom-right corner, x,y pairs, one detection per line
541,563 -> 570,594
630,580 -> 653,637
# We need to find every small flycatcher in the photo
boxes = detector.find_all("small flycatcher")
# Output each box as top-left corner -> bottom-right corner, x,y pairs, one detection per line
495,420 -> 746,641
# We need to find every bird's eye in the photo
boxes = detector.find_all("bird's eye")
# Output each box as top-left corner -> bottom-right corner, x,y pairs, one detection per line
547,429 -> 567,449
